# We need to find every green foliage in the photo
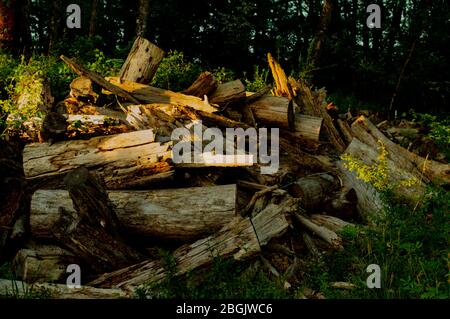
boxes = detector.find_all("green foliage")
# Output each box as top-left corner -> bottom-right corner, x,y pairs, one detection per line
244,66 -> 270,92
152,51 -> 201,92
86,49 -> 123,77
413,112 -> 450,160
135,254 -> 289,299
212,66 -> 236,84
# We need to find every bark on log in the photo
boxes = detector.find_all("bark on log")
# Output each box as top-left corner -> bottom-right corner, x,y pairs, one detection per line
209,80 -> 246,106
0,279 -> 128,299
89,196 -> 297,290
106,77 -> 218,113
337,119 -> 353,145
351,115 -> 450,184
30,185 -> 237,242
12,245 -> 79,283
52,168 -> 144,274
60,55 -> 140,104
288,173 -> 340,211
182,72 -> 218,97
23,129 -> 174,190
119,37 -> 164,84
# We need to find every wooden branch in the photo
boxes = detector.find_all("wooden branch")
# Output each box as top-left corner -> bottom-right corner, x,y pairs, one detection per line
89,197 -> 297,290
30,185 -> 237,242
119,36 -> 164,84
106,77 -> 218,113
60,55 -> 140,104
209,80 -> 246,106
294,213 -> 343,249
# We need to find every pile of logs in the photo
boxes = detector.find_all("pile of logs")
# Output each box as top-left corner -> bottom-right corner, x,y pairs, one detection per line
1,37 -> 448,299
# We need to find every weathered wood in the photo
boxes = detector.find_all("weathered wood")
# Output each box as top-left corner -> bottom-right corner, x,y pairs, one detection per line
294,213 -> 343,249
267,53 -> 294,99
209,80 -> 246,106
60,55 -> 141,104
182,71 -> 218,97
119,37 -> 164,84
288,173 -> 340,211
69,76 -> 98,103
89,196 -> 297,290
244,85 -> 272,105
337,118 -> 353,145
0,279 -> 128,299
249,96 -> 323,141
30,185 -> 237,242
351,115 -> 450,184
12,245 -> 79,283
310,214 -> 354,233
106,77 -> 218,113
23,129 -> 174,189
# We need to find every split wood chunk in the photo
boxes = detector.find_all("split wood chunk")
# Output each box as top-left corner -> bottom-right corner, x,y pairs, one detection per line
209,80 -> 246,106
294,213 -> 343,250
30,184 -> 237,242
310,214 -> 354,233
0,279 -> 128,299
12,245 -> 79,283
23,129 -> 174,189
182,71 -> 218,97
69,76 -> 98,102
88,196 -> 297,290
106,77 -> 218,113
119,36 -> 164,84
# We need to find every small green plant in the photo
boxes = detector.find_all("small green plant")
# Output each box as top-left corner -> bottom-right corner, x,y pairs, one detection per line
413,112 -> 450,160
212,66 -> 236,84
244,66 -> 270,92
152,51 -> 201,91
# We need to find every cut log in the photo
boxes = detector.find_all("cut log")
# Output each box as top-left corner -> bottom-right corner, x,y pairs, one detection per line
244,85 -> 272,105
351,115 -> 450,184
23,129 -> 174,190
52,168 -> 144,274
106,77 -> 218,113
0,279 -> 128,299
182,71 -> 218,97
337,119 -> 353,145
209,80 -> 246,106
310,215 -> 354,233
69,76 -> 98,103
119,36 -> 164,84
249,96 -> 323,141
294,213 -> 343,249
30,185 -> 237,242
89,196 -> 297,290
287,173 -> 340,211
12,245 -> 79,283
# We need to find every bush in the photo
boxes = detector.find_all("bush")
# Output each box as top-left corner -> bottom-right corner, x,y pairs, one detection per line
152,51 -> 201,91
244,66 -> 270,92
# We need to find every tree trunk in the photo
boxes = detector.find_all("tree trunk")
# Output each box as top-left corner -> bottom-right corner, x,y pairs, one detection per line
307,0 -> 334,69
0,0 -> 15,51
23,129 -> 174,190
48,0 -> 62,52
89,196 -> 297,290
88,0 -> 100,39
136,0 -> 150,37
30,184 -> 237,242
119,37 -> 164,84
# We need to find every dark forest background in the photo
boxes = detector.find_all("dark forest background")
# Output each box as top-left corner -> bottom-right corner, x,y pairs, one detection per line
1,0 -> 449,114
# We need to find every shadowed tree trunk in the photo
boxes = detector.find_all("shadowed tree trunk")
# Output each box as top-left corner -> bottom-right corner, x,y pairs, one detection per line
136,0 -> 150,37
48,0 -> 62,53
89,0 -> 100,39
0,0 -> 16,51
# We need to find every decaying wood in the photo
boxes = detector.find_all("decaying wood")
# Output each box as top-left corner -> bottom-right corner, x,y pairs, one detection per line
60,55 -> 140,104
267,53 -> 294,99
23,129 -> 173,189
249,96 -> 295,130
0,141 -> 29,258
182,71 -> 218,97
106,77 -> 218,113
12,245 -> 79,283
66,114 -> 128,126
288,173 -> 340,211
119,36 -> 164,84
294,213 -> 343,249
310,214 -> 354,233
244,85 -> 272,105
209,80 -> 246,107
0,279 -> 128,299
301,232 -> 321,258
69,76 -> 98,103
30,185 -> 237,242
351,115 -> 450,184
53,168 -> 144,274
337,119 -> 353,145
89,196 -> 297,290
